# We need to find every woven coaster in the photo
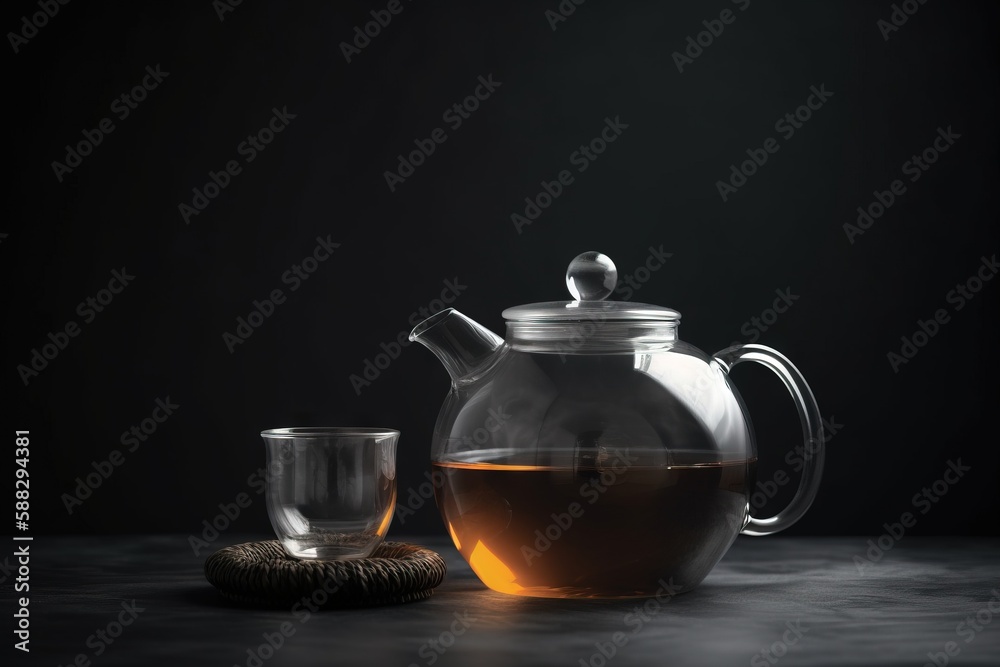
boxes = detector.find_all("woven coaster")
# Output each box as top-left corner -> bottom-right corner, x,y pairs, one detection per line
204,540 -> 447,609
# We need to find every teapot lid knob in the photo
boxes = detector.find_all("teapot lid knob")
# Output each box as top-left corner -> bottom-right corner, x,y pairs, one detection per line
566,251 -> 617,301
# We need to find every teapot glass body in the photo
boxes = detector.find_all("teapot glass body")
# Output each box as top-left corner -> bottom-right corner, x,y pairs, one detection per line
410,253 -> 824,598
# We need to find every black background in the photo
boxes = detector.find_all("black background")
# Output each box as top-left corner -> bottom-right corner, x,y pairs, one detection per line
3,0 -> 998,541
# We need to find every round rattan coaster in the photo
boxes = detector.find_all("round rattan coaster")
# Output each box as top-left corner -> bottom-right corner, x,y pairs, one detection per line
204,540 -> 447,609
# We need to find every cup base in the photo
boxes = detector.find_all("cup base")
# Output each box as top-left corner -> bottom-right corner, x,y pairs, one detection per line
280,537 -> 380,561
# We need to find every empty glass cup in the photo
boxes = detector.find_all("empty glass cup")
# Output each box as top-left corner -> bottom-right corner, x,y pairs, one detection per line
260,427 -> 398,560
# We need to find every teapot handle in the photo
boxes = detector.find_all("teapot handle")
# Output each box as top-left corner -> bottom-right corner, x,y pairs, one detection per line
712,344 -> 825,536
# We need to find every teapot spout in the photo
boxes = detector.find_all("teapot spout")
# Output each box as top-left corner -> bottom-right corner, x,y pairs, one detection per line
409,309 -> 504,385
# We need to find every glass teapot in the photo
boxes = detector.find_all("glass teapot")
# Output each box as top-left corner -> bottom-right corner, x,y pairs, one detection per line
409,251 -> 824,599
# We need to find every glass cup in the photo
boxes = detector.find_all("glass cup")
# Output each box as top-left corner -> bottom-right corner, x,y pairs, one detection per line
260,427 -> 398,560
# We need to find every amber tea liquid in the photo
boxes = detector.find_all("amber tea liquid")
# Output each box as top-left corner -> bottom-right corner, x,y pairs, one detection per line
434,452 -> 755,598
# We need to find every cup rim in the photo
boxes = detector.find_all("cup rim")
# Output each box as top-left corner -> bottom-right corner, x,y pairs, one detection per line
260,427 -> 400,439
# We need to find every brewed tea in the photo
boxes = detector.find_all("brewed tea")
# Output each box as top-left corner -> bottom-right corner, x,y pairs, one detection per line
434,451 -> 755,598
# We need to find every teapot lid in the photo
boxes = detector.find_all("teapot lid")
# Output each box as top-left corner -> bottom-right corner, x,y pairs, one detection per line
501,251 -> 681,322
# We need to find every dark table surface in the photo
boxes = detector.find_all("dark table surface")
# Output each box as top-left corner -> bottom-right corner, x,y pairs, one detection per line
9,535 -> 1000,666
